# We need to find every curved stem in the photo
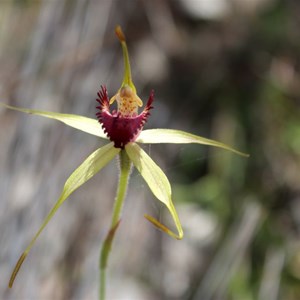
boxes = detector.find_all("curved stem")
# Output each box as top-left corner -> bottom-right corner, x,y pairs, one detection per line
99,150 -> 131,300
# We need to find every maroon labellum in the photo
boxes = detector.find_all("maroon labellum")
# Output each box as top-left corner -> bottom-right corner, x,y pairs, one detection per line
96,85 -> 154,148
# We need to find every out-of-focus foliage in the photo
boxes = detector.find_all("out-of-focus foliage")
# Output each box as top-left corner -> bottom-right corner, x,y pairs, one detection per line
0,0 -> 300,299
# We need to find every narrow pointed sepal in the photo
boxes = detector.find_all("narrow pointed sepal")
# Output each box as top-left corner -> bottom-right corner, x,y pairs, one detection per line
96,86 -> 154,149
125,143 -> 183,239
115,25 -> 136,93
0,103 -> 107,138
137,128 -> 249,157
8,143 -> 120,288
8,253 -> 26,288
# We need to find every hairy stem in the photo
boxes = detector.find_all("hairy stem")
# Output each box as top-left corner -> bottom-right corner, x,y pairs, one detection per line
99,150 -> 131,300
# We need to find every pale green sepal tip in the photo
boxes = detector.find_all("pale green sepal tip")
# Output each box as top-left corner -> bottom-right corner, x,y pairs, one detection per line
115,25 -> 136,93
9,142 -> 120,288
125,143 -> 183,240
0,103 -> 107,139
137,128 -> 249,157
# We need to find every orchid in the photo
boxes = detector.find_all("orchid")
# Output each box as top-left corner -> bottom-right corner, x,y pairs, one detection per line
3,26 -> 248,299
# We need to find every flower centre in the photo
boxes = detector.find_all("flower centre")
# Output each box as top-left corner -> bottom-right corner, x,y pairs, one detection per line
110,85 -> 143,117
95,26 -> 153,149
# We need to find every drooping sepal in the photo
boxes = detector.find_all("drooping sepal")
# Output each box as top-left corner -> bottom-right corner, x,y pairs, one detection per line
8,143 -> 120,288
96,86 -> 154,149
125,143 -> 183,240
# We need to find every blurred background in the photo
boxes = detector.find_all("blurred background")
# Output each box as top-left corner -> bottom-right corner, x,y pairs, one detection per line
0,0 -> 300,299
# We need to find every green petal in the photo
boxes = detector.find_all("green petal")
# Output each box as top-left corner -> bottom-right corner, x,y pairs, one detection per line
9,142 -> 120,288
1,103 -> 107,138
137,128 -> 249,157
125,143 -> 183,240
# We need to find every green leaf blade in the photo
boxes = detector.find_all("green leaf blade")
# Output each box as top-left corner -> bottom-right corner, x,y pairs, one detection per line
1,103 -> 107,139
125,143 -> 183,240
137,128 -> 249,157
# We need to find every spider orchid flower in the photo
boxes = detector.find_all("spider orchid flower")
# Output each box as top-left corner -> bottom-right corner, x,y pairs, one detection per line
3,26 -> 248,293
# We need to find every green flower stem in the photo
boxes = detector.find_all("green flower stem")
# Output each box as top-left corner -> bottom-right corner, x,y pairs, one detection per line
99,149 -> 131,300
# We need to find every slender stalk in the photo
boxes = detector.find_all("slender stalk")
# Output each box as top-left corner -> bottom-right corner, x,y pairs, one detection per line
99,150 -> 131,300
